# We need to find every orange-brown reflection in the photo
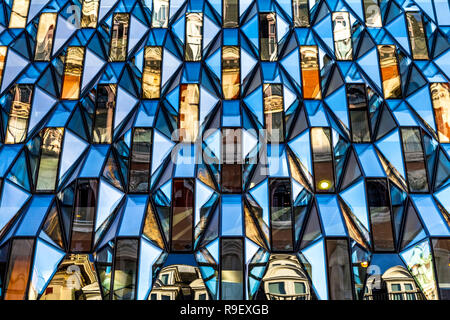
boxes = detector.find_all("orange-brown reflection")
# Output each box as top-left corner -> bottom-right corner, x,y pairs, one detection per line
179,84 -> 199,142
378,45 -> 402,99
81,0 -> 100,28
0,46 -> 7,85
142,46 -> 162,99
222,46 -> 240,100
430,83 -> 450,143
4,239 -> 34,300
34,13 -> 57,61
109,13 -> 129,61
300,46 -> 321,99
5,84 -> 33,144
61,47 -> 85,100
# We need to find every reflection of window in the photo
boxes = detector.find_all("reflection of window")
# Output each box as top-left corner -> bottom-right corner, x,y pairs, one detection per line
268,282 -> 286,295
199,293 -> 206,300
161,274 -> 169,285
161,295 -> 171,300
259,13 -> 277,61
185,13 -> 203,61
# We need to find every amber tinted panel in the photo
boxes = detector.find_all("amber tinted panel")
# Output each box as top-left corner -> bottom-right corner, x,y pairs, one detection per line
332,12 -> 352,60
326,239 -> 353,300
263,84 -> 284,143
9,0 -> 30,28
221,238 -> 244,299
61,47 -> 85,100
259,13 -> 277,61
378,45 -> 402,99
222,46 -> 240,100
406,12 -> 428,60
401,127 -> 428,192
36,127 -> 64,191
179,84 -> 199,142
4,239 -> 34,300
142,46 -> 162,99
171,178 -> 194,251
0,46 -> 6,85
292,0 -> 310,27
92,84 -> 116,144
185,13 -> 203,61
300,46 -> 321,99
430,83 -> 450,143
34,13 -> 57,61
81,0 -> 100,28
269,178 -> 294,252
311,127 -> 335,192
129,128 -> 152,193
109,13 -> 129,61
223,0 -> 239,28
5,84 -> 33,144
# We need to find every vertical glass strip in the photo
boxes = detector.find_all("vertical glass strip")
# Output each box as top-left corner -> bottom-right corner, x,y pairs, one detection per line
61,47 -> 85,100
92,84 -> 116,144
292,0 -> 310,27
36,127 -> 64,192
300,46 -> 321,99
347,84 -> 371,143
311,127 -> 335,192
179,84 -> 199,143
171,178 -> 194,251
223,0 -> 239,28
259,13 -> 277,61
430,83 -> 450,143
185,13 -> 203,62
4,239 -> 34,300
129,128 -> 152,193
263,84 -> 284,143
432,239 -> 450,300
109,13 -> 129,62
9,0 -> 30,28
221,238 -> 244,299
406,12 -> 428,60
81,0 -> 100,28
222,46 -> 240,100
269,178 -> 294,252
332,12 -> 353,60
366,179 -> 395,251
326,239 -> 353,300
363,0 -> 382,28
113,239 -> 138,300
401,127 -> 428,192
34,13 -> 57,61
5,84 -> 33,144
0,46 -> 7,86
378,45 -> 402,99
142,46 -> 162,99
70,179 -> 98,252
221,128 -> 242,193
152,0 -> 170,28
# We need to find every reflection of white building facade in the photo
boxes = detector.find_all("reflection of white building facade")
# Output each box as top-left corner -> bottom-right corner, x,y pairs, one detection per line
261,254 -> 311,300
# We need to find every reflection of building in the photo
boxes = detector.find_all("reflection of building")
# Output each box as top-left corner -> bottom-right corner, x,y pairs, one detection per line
262,254 -> 311,300
149,264 -> 208,300
364,266 -> 425,300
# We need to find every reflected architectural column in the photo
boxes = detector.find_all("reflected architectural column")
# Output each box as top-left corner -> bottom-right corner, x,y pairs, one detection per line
269,178 -> 294,252
109,13 -> 130,62
259,13 -> 277,61
4,84 -> 33,144
220,237 -> 244,299
311,127 -> 335,193
92,84 -> 116,144
171,178 -> 194,252
185,13 -> 203,62
34,12 -> 57,61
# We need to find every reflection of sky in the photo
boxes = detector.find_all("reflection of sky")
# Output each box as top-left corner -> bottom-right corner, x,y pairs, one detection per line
369,253 -> 405,274
163,253 -> 198,268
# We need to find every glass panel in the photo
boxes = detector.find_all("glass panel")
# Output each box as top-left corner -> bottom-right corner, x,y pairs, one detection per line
294,282 -> 306,294
347,84 -> 371,143
221,238 -> 244,300
70,179 -> 98,252
129,128 -> 152,193
34,13 -> 57,61
363,0 -> 382,28
332,12 -> 353,61
259,13 -> 277,61
222,46 -> 240,100
9,0 -> 30,28
179,84 -> 199,142
269,178 -> 293,251
36,127 -> 64,192
61,47 -> 85,100
311,127 -> 335,192
5,84 -> 33,144
113,239 -> 138,300
0,46 -> 7,85
268,282 -> 286,294
430,83 -> 450,143
223,0 -> 239,28
292,0 -> 310,27
300,46 -> 321,99
185,13 -> 203,62
401,128 -> 428,192
221,128 -> 242,193
142,46 -> 162,99
432,239 -> 450,300
4,239 -> 34,300
406,12 -> 428,60
171,178 -> 194,251
366,179 -> 395,251
264,84 -> 284,143
378,45 -> 402,99
109,13 -> 129,62
326,239 -> 353,300
81,0 -> 100,28
152,0 -> 169,28
92,84 -> 116,144
391,283 -> 401,292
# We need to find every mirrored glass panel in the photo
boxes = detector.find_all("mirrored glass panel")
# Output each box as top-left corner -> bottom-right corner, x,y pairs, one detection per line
300,46 -> 321,99
269,178 -> 293,252
81,0 -> 100,28
332,12 -> 352,60
221,128 -> 242,193
61,47 -> 85,100
222,46 -> 240,100
152,0 -> 169,28
401,127 -> 429,193
185,13 -> 203,62
406,12 -> 428,60
142,46 -> 162,99
36,127 -> 64,192
9,0 -> 30,28
5,84 -> 33,144
109,13 -> 129,61
259,13 -> 277,61
311,127 -> 335,193
113,239 -> 138,300
378,45 -> 402,99
292,0 -> 310,27
92,84 -> 116,144
129,128 -> 152,193
223,0 -> 239,28
171,178 -> 194,252
221,238 -> 244,299
363,0 -> 382,28
4,239 -> 34,300
430,83 -> 450,143
264,84 -> 284,143
347,84 -> 371,142
179,84 -> 199,142
34,13 -> 57,61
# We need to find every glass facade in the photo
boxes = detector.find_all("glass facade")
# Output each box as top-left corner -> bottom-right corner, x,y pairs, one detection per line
0,0 -> 448,302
